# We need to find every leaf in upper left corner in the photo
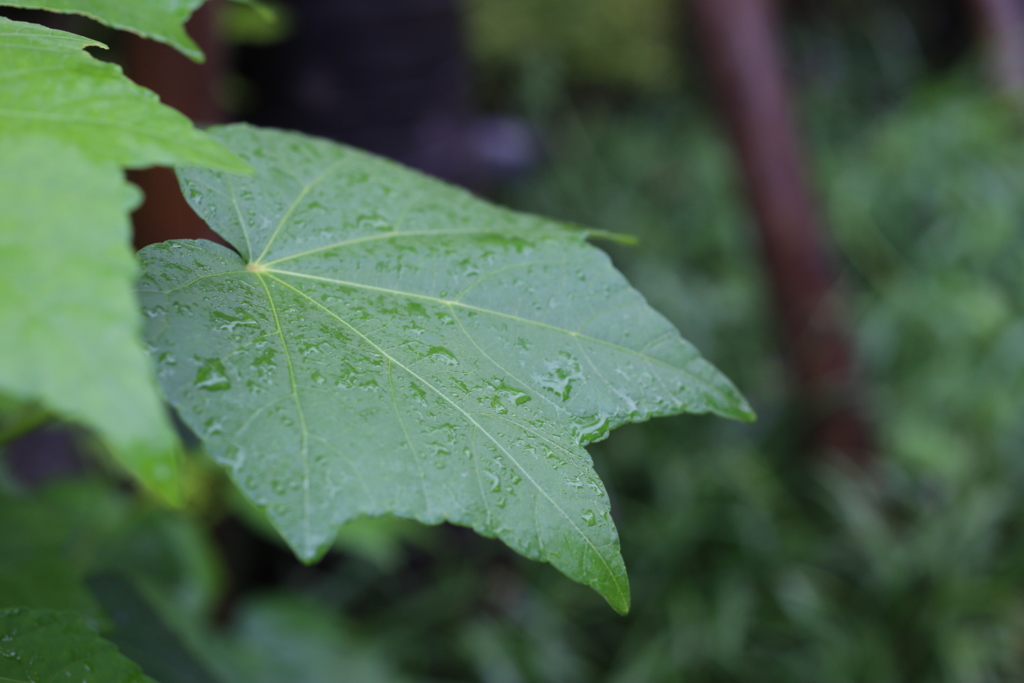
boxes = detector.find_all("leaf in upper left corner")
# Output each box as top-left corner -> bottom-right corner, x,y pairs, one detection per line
0,136 -> 181,503
0,16 -> 249,172
0,0 -> 209,61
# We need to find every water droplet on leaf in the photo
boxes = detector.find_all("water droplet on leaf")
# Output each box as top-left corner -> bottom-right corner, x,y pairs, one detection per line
194,358 -> 231,391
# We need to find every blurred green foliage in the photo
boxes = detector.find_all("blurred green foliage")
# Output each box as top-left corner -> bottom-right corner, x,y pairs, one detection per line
75,72 -> 1020,682
219,0 -> 291,46
827,87 -> 1024,483
7,3 -> 1024,680
0,475 -> 409,683
464,0 -> 682,91
440,69 -> 1024,680
462,70 -> 1024,681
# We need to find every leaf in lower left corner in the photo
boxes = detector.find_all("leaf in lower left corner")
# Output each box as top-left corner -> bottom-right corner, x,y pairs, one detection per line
0,608 -> 155,683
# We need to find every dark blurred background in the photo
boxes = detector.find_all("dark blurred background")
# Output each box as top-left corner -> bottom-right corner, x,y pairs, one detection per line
9,0 -> 1024,680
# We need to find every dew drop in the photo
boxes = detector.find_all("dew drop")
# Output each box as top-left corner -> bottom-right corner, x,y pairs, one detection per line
203,417 -> 225,436
427,346 -> 459,366
578,415 -> 611,444
534,352 -> 583,402
194,358 -> 231,391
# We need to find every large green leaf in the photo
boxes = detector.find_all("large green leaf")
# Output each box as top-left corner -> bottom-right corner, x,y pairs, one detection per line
0,0 -> 207,61
0,608 -> 153,683
0,136 -> 180,502
0,17 -> 247,171
139,124 -> 754,613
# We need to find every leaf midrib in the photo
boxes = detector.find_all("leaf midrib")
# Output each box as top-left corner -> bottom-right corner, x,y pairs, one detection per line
258,228 -> 553,266
255,273 -> 313,553
141,262 -> 732,411
268,268 -> 731,408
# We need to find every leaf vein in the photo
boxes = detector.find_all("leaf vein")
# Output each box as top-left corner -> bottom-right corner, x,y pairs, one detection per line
256,274 -> 313,552
308,433 -> 374,503
224,173 -> 254,260
265,273 -> 621,593
254,157 -> 349,263
452,258 -> 576,303
574,335 -> 637,429
449,305 -> 570,419
267,268 -> 730,406
386,359 -> 437,515
469,422 -> 493,532
261,229 -> 540,266
138,268 -> 240,295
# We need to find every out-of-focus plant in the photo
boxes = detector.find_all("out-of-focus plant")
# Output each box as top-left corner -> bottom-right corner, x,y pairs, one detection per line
828,85 -> 1024,484
347,78 -> 1024,681
464,0 -> 683,92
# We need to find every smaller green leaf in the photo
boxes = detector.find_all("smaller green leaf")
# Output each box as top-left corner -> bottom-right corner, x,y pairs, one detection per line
0,136 -> 181,502
0,608 -> 154,683
0,0 -> 208,61
0,17 -> 249,173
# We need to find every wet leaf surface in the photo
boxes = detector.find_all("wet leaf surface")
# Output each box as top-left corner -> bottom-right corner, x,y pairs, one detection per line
139,124 -> 753,613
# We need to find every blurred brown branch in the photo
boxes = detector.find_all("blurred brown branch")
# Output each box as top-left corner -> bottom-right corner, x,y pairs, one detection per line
691,0 -> 874,466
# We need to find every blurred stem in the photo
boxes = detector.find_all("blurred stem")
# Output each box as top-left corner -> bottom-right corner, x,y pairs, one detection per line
969,0 -> 1024,95
690,0 -> 875,466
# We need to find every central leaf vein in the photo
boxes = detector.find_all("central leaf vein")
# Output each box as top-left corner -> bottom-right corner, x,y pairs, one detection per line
386,359 -> 438,514
266,268 -> 727,405
265,273 -> 622,596
257,274 -> 312,551
260,228 -> 552,266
